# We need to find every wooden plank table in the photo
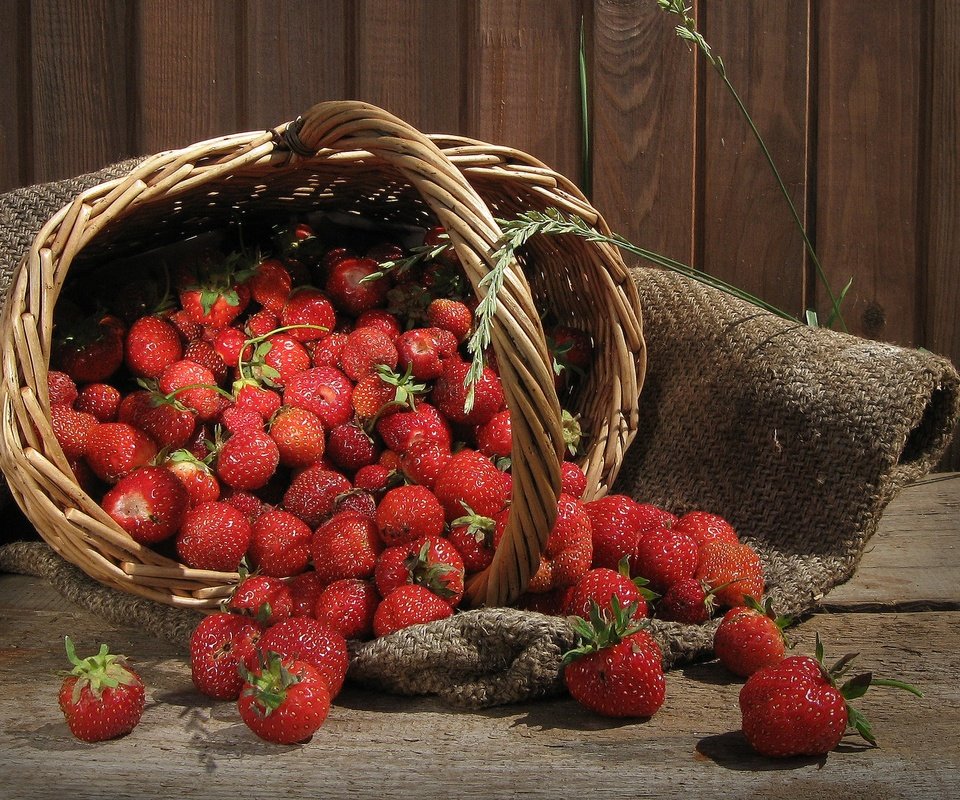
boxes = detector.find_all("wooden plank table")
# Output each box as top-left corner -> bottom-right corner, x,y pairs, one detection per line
0,474 -> 957,800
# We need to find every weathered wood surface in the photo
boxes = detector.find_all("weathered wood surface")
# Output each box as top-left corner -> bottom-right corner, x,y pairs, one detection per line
0,475 -> 957,800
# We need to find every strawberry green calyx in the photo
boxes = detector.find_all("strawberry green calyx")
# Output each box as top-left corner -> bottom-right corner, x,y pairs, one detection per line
240,651 -> 302,717
561,410 -> 583,457
63,636 -> 138,703
404,540 -> 459,602
744,594 -> 793,644
616,557 -> 659,602
376,364 -> 428,411
562,597 -> 646,665
186,250 -> 260,315
452,505 -> 496,548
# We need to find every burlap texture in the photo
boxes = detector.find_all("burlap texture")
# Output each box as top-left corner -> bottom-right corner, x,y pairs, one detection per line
1,162 -> 958,708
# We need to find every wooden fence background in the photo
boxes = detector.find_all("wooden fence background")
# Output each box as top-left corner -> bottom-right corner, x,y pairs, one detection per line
2,0 -> 958,468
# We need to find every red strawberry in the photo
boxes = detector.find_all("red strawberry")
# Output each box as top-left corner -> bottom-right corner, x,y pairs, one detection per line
162,449 -> 221,507
311,510 -> 382,584
53,312 -> 126,384
739,638 -> 922,757
713,596 -> 791,677
656,576 -> 715,624
121,388 -> 197,450
340,327 -> 399,381
213,325 -> 247,368
58,636 -> 145,742
354,308 -> 401,339
374,536 -> 465,606
124,315 -> 183,379
175,500 -> 253,571
183,339 -> 230,385
74,382 -> 122,422
47,370 -> 79,406
475,409 -> 512,460
375,484 -> 446,546
353,464 -> 393,494
632,526 -> 699,594
238,653 -> 330,744
563,559 -> 654,621
222,488 -> 268,523
50,404 -> 99,461
228,574 -> 294,626
447,507 -> 501,573
375,401 -> 452,454
549,324 -> 593,391
246,309 -> 281,338
527,493 -> 593,594
398,441 -> 452,489
325,256 -> 389,315
695,539 -> 765,609
249,616 -> 349,698
84,422 -> 158,484
395,327 -> 457,381
219,404 -> 265,434
216,427 -> 280,491
280,288 -> 336,342
673,511 -> 739,546
333,487 -> 378,518
432,448 -> 510,521
248,509 -> 313,578
560,461 -> 588,499
432,358 -> 504,427
101,465 -> 189,544
326,421 -> 381,473
372,583 -> 454,637
282,464 -> 351,527
178,255 -> 253,329
314,578 -> 380,641
310,331 -> 348,369
562,600 -> 665,718
287,570 -> 325,617
249,257 -> 293,315
427,298 -> 472,341
243,333 -> 311,389
233,381 -> 283,419
283,366 -> 354,429
583,494 -> 645,571
158,359 -> 224,421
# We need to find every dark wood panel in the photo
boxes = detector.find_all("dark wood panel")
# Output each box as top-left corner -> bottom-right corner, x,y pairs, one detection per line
353,0 -> 464,134
466,0 -> 583,187
243,0 -> 349,132
590,0 -> 696,266
699,0 -> 809,319
30,0 -> 129,182
134,0 -> 241,154
814,0 -> 924,344
0,0 -> 24,192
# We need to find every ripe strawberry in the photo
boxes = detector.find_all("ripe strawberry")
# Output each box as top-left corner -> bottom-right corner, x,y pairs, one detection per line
739,636 -> 922,757
280,288 -> 336,342
560,461 -> 588,499
221,488 -> 268,522
233,380 -> 283,419
375,401 -> 452,454
432,359 -> 504,427
562,600 -> 665,718
326,421 -> 381,473
50,404 -> 99,461
673,510 -> 739,546
244,333 -> 311,389
340,327 -> 399,381
215,427 -> 280,491
101,465 -> 189,544
353,464 -> 393,494
583,494 -> 648,572
178,255 -> 253,329
248,509 -> 313,578
228,574 -> 294,626
283,366 -> 354,428
238,653 -> 330,744
58,636 -> 145,742
527,493 -> 593,594
249,616 -> 349,697
447,507 -> 501,573
47,370 -> 79,406
563,559 -> 655,621
219,404 -> 265,434
161,449 -> 221,507
333,487 -> 378,518
245,309 -> 281,338
432,448 -> 510,521
713,596 -> 791,677
375,484 -> 446,545
311,510 -> 382,584
632,526 -> 699,594
549,324 -> 592,391
175,500 -> 253,571
282,464 -> 352,527
84,422 -> 158,484
213,325 -> 247,368
121,388 -> 197,450
426,298 -> 472,342
372,583 -> 455,637
656,577 -> 715,624
124,315 -> 183,379
287,570 -> 325,617
374,536 -> 466,606
74,382 -> 122,422
354,308 -> 401,339
395,327 -> 456,381
53,312 -> 126,384
475,409 -> 512,460
352,364 -> 426,420
398,440 -> 452,489
158,359 -> 224,421
184,338 -> 230,385
695,539 -> 765,609
325,256 -> 389,315
314,578 -> 380,640
310,330 -> 348,369
249,257 -> 293,315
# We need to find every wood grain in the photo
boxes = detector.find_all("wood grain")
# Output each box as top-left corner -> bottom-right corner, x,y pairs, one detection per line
0,0 -> 25,192
814,0 -> 924,344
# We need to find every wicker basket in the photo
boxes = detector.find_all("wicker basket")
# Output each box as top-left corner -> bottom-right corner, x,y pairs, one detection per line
0,100 -> 645,611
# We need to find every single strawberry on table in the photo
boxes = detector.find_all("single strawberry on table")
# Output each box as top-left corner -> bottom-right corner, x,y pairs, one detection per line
58,636 -> 146,742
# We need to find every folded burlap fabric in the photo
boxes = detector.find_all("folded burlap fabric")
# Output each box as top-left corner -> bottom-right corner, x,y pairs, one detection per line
1,164 -> 957,708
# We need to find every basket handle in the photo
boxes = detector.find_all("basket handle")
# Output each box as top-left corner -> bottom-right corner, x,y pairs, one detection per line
278,100 -> 565,608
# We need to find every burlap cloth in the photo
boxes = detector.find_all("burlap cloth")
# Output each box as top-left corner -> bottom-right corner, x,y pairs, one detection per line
1,164 -> 958,709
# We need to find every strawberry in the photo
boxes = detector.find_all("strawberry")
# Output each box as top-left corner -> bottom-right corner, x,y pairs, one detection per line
124,315 -> 183,379
527,493 -> 593,594
374,536 -> 465,606
432,358 -> 504,427
694,539 -> 765,609
53,312 -> 126,384
399,441 -> 452,489
233,381 -> 283,420
101,465 -> 189,544
280,288 -> 336,342
248,509 -> 313,578
447,506 -> 501,573
375,401 -> 452,454
325,256 -> 389,315
310,331 -> 348,369
314,578 -> 380,640
58,636 -> 145,742
560,461 -> 588,499
283,366 -> 354,429
372,583 -> 454,637
354,308 -> 401,339
47,370 -> 79,406
282,464 -> 352,527
326,421 -> 381,473
243,333 -> 311,389
426,297 -> 472,342
375,484 -> 446,545
248,257 -> 293,315
246,309 -> 281,338
333,487 -> 378,518
562,599 -> 665,718
158,359 -> 225,421
121,388 -> 197,450
74,382 -> 122,422
84,422 -> 158,484
219,404 -> 265,434
175,500 -> 253,571
549,324 -> 592,391
213,325 -> 248,368
656,577 -> 715,625
311,510 -> 382,584
340,327 -> 399,381
432,448 -> 510,521
475,409 -> 512,460
249,616 -> 349,697
739,636 -> 922,757
238,653 -> 330,744
353,365 -> 426,421
563,559 -> 655,621
190,611 -> 263,700
50,404 -> 98,461
162,449 -> 221,507
632,526 -> 699,594
395,327 -> 457,381
672,510 -> 739,546
215,426 -> 280,491
228,574 -> 294,626
178,254 -> 253,329
222,488 -> 268,523
287,570 -> 325,617
583,494 -> 648,572
713,596 -> 791,677
353,464 -> 393,494
183,339 -> 230,385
